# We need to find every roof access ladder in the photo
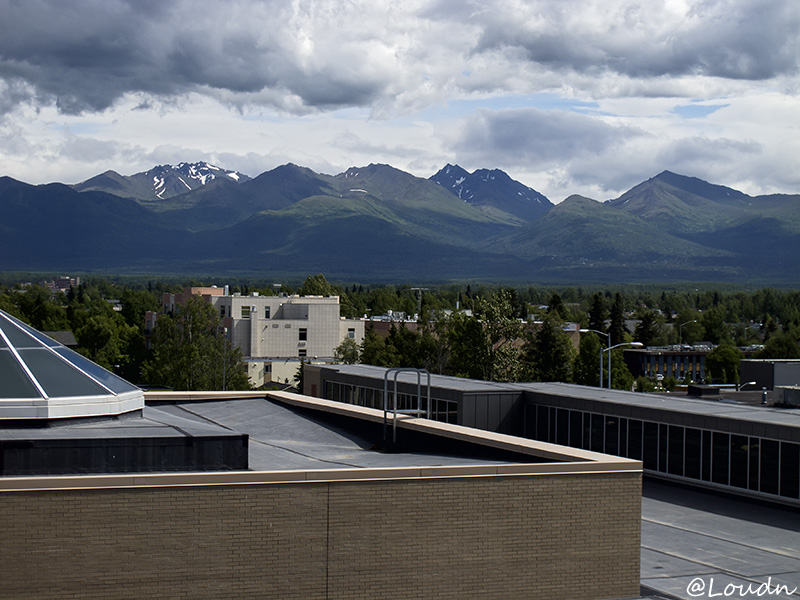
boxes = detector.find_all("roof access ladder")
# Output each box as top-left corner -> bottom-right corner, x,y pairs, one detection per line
383,368 -> 431,444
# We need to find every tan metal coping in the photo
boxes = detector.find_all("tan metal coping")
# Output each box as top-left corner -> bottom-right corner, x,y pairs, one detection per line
0,390 -> 641,493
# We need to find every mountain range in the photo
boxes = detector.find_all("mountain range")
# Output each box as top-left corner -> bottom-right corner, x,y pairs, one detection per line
1,161 -> 798,284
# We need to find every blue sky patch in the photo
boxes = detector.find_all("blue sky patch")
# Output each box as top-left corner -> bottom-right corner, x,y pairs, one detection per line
673,104 -> 729,119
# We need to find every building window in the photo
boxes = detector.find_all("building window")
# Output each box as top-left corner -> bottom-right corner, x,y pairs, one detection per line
264,306 -> 270,319
712,432 -> 730,486
761,439 -> 779,495
299,349 -> 307,357
299,328 -> 307,341
780,442 -> 800,499
684,428 -> 701,480
348,328 -> 355,339
220,305 -> 226,318
241,306 -> 250,319
730,435 -> 749,489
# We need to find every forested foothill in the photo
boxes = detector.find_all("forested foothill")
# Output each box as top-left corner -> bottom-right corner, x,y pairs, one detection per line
2,273 -> 799,392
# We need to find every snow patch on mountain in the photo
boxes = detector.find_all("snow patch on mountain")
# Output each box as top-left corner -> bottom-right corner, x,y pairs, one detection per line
143,162 -> 249,198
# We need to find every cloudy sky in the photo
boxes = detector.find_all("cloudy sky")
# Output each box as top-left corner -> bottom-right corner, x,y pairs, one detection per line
1,0 -> 798,201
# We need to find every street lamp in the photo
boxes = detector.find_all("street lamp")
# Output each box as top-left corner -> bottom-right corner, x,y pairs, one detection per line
580,328 -> 609,388
737,380 -> 757,392
678,319 -> 697,348
223,326 -> 228,391
602,341 -> 644,389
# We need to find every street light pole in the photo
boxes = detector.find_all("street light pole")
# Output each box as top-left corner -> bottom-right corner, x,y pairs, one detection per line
223,326 -> 228,392
602,341 -> 644,389
580,328 -> 609,388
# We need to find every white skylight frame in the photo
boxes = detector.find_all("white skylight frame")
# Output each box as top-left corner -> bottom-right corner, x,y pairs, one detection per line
0,309 -> 144,419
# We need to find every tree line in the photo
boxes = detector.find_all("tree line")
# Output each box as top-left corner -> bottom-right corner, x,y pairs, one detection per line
2,274 -> 799,391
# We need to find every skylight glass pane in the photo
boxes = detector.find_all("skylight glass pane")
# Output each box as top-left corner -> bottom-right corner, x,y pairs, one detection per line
18,348 -> 108,398
0,316 -> 42,349
19,324 -> 62,347
54,347 -> 138,394
0,311 -> 61,348
0,349 -> 42,399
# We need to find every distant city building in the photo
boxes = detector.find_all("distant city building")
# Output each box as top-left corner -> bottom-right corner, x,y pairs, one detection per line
623,345 -> 763,383
148,287 -> 365,387
33,275 -> 81,294
623,346 -> 711,382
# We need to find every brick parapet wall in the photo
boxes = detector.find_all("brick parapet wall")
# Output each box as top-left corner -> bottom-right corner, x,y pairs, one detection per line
0,471 -> 640,600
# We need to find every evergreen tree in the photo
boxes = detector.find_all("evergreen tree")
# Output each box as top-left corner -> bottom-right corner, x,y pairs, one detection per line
547,293 -> 569,321
702,305 -> 730,345
608,293 -> 627,346
587,292 -> 607,334
524,313 -> 575,383
608,348 -> 634,390
299,273 -> 335,296
360,328 -> 397,367
633,309 -> 666,347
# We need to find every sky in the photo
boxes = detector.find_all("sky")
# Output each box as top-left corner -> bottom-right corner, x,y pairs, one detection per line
0,0 -> 798,202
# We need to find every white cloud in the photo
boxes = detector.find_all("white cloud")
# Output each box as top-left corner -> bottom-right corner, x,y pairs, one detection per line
0,0 -> 797,200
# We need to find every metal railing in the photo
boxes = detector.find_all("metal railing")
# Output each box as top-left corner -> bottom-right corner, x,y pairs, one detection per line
383,368 -> 431,443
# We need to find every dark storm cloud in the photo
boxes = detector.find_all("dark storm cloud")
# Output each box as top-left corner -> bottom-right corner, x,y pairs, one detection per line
451,107 -> 641,167
4,0 -> 797,118
468,0 -> 799,81
0,0 -> 391,114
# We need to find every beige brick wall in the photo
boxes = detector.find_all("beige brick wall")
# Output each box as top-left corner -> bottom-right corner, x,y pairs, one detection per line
0,472 -> 640,600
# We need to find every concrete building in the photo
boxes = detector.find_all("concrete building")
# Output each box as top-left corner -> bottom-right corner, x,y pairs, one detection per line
150,287 -> 366,387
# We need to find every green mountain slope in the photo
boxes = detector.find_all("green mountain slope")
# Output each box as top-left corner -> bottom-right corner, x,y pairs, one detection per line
607,171 -> 800,238
484,195 -> 735,281
4,165 -> 800,283
0,177 -> 191,271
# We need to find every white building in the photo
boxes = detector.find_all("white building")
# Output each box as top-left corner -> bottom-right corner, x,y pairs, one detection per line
156,287 -> 365,387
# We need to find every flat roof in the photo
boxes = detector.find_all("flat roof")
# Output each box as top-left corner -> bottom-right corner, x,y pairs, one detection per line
152,397 -> 522,471
640,479 -> 800,599
0,391 -> 639,490
521,382 -> 800,430
322,364 -> 800,431
320,363 -> 526,393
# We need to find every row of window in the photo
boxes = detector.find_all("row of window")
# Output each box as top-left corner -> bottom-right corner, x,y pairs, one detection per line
324,382 -> 458,424
526,404 -> 800,501
219,305 -> 272,319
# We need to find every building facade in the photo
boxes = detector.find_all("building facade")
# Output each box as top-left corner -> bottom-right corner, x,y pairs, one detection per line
150,288 -> 365,387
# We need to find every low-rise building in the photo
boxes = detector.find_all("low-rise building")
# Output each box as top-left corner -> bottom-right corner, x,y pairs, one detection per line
150,287 -> 365,387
